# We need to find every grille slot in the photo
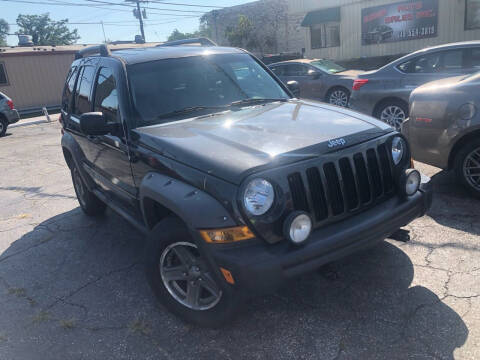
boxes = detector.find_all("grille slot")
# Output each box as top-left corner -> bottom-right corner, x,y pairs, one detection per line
353,153 -> 371,204
377,144 -> 394,194
306,167 -> 328,221
323,162 -> 344,216
366,149 -> 383,198
339,158 -> 359,210
288,172 -> 309,212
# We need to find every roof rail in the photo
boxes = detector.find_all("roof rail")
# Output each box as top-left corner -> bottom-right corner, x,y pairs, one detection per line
156,37 -> 217,48
75,44 -> 111,59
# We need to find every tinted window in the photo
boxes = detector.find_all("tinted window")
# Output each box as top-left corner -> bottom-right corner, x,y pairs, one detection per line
285,64 -> 309,76
62,66 -> 78,111
94,67 -> 118,124
442,50 -> 463,72
469,48 -> 480,69
413,53 -> 441,73
74,65 -> 96,115
128,53 -> 288,126
270,65 -> 285,76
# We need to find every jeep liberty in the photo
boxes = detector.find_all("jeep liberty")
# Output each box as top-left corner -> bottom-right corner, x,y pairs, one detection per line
60,39 -> 433,327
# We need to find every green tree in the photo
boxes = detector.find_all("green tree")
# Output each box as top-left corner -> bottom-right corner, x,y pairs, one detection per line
0,19 -> 9,47
224,15 -> 258,50
16,14 -> 80,46
167,23 -> 211,42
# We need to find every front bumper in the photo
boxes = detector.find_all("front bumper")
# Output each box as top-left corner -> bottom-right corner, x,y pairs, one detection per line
206,175 -> 432,297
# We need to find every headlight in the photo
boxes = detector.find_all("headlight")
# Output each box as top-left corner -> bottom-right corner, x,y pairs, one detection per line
391,136 -> 406,165
243,178 -> 275,216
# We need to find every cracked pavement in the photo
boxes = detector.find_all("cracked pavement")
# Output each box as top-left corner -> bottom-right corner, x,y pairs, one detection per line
0,120 -> 479,359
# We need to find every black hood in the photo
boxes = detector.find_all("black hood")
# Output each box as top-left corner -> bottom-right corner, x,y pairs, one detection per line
134,100 -> 392,184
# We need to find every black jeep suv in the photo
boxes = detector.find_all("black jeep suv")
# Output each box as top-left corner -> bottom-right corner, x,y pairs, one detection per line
60,40 -> 432,327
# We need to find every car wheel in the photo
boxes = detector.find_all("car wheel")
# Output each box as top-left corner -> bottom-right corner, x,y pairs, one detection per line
327,88 -> 349,107
145,217 -> 241,327
0,117 -> 7,137
71,164 -> 106,216
454,139 -> 480,198
376,100 -> 408,130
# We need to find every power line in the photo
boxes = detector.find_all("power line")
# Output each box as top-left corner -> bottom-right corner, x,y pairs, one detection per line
81,0 -> 207,13
146,1 -> 221,8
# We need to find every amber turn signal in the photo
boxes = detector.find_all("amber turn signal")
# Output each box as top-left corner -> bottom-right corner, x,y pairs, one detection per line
220,267 -> 235,284
200,226 -> 254,243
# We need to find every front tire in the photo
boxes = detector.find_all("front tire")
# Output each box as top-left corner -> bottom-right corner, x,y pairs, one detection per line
454,139 -> 480,198
71,164 -> 106,216
145,217 -> 241,327
0,117 -> 7,137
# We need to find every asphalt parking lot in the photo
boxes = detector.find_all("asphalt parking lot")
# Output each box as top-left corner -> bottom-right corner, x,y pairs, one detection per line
0,119 -> 479,360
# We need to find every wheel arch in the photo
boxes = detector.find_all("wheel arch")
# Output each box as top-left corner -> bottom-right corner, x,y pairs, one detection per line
139,172 -> 237,231
448,128 -> 480,170
373,97 -> 408,117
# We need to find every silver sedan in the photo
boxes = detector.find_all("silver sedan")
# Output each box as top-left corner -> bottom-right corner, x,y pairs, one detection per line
268,59 -> 362,107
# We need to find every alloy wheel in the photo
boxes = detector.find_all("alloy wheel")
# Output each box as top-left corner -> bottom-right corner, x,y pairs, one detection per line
380,105 -> 405,130
463,147 -> 480,191
329,90 -> 349,107
160,242 -> 222,310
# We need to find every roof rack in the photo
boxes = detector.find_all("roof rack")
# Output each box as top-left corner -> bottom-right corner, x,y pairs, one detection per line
75,44 -> 111,59
156,37 -> 217,48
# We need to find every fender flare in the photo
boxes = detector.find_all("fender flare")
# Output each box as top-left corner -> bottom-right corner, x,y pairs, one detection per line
139,172 -> 237,230
61,132 -> 96,191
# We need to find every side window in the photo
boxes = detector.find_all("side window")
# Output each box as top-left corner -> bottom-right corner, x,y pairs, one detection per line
413,53 -> 441,73
74,65 -> 96,115
62,66 -> 78,111
468,48 -> 480,70
93,67 -> 119,124
285,64 -> 309,76
270,66 -> 285,76
397,60 -> 414,73
442,50 -> 463,72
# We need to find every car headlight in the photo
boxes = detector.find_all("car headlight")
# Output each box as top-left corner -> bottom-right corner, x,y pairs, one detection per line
243,178 -> 275,216
391,136 -> 406,165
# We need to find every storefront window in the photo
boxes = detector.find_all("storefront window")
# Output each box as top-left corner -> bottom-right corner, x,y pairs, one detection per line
310,23 -> 340,49
465,0 -> 480,29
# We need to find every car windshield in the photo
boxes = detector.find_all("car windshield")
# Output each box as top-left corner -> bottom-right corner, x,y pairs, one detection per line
128,53 -> 290,126
310,59 -> 346,74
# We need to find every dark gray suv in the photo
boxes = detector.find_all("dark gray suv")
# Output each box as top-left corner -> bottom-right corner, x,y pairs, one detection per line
350,41 -> 480,129
0,92 -> 20,137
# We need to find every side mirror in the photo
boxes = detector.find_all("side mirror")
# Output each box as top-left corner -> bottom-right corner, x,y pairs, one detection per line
286,80 -> 300,98
308,69 -> 321,80
79,112 -> 115,136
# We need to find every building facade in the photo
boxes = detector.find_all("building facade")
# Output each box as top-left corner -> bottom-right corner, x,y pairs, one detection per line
291,0 -> 480,61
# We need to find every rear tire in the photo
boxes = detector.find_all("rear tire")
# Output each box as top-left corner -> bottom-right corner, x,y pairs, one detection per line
454,139 -> 480,198
145,217 -> 241,327
0,117 -> 7,137
71,164 -> 106,216
375,99 -> 408,130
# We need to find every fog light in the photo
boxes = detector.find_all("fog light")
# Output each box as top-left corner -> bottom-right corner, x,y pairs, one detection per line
401,169 -> 421,196
283,211 -> 312,245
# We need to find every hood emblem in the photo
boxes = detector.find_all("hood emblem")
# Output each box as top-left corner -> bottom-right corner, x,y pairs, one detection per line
327,138 -> 347,148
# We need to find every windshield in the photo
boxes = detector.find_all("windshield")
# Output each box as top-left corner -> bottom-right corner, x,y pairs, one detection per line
310,59 -> 346,74
128,53 -> 289,126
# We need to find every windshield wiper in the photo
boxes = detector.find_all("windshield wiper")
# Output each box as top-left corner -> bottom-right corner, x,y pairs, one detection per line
229,98 -> 288,107
156,106 -> 228,119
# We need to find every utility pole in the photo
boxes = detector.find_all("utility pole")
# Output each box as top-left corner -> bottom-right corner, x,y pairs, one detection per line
101,21 -> 107,43
126,0 -> 146,42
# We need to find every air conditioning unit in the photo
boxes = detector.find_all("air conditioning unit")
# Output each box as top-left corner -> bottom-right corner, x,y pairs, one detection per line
18,34 -> 34,47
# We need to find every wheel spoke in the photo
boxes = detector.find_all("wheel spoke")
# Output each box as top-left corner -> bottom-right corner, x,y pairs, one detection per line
186,281 -> 201,308
172,246 -> 195,266
200,273 -> 221,298
162,265 -> 187,281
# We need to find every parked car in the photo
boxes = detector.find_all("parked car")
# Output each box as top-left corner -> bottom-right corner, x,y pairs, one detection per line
404,72 -> 480,197
350,41 -> 480,130
363,25 -> 394,44
261,52 -> 303,65
0,92 -> 20,137
61,40 -> 432,327
269,59 -> 362,107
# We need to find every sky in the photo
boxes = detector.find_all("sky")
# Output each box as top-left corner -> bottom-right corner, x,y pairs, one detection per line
2,0 -> 250,45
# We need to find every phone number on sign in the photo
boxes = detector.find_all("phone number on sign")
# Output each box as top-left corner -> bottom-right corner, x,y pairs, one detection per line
398,25 -> 436,39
